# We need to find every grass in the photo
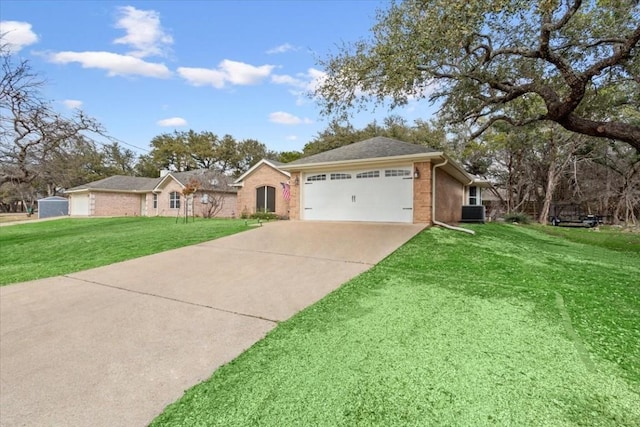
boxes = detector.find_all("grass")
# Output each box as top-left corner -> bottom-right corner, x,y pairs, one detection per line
0,217 -> 251,285
152,223 -> 640,426
534,224 -> 640,253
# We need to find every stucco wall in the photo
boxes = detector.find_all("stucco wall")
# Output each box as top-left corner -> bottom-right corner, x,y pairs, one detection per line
435,168 -> 464,223
93,192 -> 142,216
237,164 -> 290,218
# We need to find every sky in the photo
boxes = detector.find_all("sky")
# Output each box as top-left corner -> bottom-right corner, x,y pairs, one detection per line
1,0 -> 437,156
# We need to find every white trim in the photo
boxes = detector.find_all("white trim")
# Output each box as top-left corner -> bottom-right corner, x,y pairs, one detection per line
279,152 -> 443,171
282,152 -> 475,186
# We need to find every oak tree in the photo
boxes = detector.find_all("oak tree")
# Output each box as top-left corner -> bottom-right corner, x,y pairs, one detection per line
316,0 -> 640,150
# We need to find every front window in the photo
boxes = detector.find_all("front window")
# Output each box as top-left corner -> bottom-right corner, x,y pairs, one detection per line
153,194 -> 158,209
468,186 -> 480,205
256,186 -> 275,212
170,191 -> 181,209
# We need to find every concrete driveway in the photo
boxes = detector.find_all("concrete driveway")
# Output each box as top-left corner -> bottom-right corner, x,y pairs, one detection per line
0,221 -> 423,427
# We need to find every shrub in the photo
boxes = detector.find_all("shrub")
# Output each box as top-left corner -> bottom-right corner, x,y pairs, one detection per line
250,211 -> 278,221
503,212 -> 531,224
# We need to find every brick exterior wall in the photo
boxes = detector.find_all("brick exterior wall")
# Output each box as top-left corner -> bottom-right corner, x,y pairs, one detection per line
412,161 -> 433,224
435,167 -> 464,223
154,179 -> 184,217
93,192 -> 143,216
288,172 -> 301,220
192,191 -> 237,218
152,179 -> 237,218
236,163 -> 290,218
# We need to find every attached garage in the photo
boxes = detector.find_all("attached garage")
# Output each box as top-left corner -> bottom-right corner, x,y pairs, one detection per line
280,137 -> 485,225
302,167 -> 414,222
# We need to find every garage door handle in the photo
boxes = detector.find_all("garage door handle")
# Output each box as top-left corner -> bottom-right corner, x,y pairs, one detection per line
402,207 -> 413,210
305,208 -> 312,210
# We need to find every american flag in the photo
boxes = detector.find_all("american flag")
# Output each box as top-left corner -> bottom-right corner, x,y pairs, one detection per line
280,182 -> 290,201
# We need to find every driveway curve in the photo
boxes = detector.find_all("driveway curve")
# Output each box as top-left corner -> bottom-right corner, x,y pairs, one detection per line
0,221 -> 423,427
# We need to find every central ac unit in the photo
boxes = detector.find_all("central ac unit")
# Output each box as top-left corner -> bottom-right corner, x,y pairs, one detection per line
461,205 -> 485,223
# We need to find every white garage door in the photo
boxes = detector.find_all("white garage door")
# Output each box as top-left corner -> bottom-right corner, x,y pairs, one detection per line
302,167 -> 413,222
70,194 -> 89,216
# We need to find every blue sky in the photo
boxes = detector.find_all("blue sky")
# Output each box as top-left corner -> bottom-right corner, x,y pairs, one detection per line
1,0 -> 436,156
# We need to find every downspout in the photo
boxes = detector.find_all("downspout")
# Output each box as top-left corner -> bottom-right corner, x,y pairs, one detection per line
432,158 -> 475,235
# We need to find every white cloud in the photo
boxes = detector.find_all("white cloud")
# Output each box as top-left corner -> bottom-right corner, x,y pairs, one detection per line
266,43 -> 297,54
272,68 -> 327,105
48,51 -> 171,78
113,6 -> 173,58
269,111 -> 313,125
157,117 -> 187,127
305,68 -> 328,93
0,21 -> 38,53
62,99 -> 83,109
271,74 -> 303,87
178,59 -> 274,88
286,135 -> 298,141
177,67 -> 226,88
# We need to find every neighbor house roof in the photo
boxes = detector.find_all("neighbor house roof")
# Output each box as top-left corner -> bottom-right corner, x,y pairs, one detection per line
283,137 -> 438,166
66,176 -> 159,193
67,170 -> 238,194
155,170 -> 238,193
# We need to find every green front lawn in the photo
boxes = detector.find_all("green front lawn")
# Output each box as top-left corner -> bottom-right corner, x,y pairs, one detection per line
0,217 -> 250,286
153,224 -> 640,426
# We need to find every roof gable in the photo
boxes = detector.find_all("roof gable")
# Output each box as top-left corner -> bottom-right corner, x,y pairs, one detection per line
233,159 -> 290,185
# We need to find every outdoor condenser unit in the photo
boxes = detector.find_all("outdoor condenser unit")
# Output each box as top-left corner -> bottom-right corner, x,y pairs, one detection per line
461,205 -> 486,223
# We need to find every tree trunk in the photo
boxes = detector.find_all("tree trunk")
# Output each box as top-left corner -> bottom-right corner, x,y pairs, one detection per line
539,158 -> 559,225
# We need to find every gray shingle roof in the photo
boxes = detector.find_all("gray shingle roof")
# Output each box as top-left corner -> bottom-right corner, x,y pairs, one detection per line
286,137 -> 438,166
169,170 -> 237,193
67,176 -> 159,192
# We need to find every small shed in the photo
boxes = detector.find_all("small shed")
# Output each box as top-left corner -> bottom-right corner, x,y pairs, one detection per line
37,196 -> 69,219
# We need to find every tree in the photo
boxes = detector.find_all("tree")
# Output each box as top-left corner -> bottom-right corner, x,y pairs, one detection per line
316,0 -> 640,151
149,131 -> 194,171
1,44 -> 106,203
232,138 -> 273,177
101,142 -> 136,176
147,130 -> 271,177
192,170 -> 233,218
135,154 -> 161,178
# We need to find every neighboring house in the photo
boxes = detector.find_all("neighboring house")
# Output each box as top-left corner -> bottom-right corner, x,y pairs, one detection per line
66,170 -> 237,218
278,136 -> 488,224
233,159 -> 291,218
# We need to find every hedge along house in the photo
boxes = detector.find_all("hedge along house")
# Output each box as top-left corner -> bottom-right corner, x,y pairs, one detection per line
66,170 -> 237,218
278,137 -> 488,224
233,159 -> 291,218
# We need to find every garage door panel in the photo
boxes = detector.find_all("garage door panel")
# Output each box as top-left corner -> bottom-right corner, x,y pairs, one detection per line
70,194 -> 89,216
302,167 -> 413,223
